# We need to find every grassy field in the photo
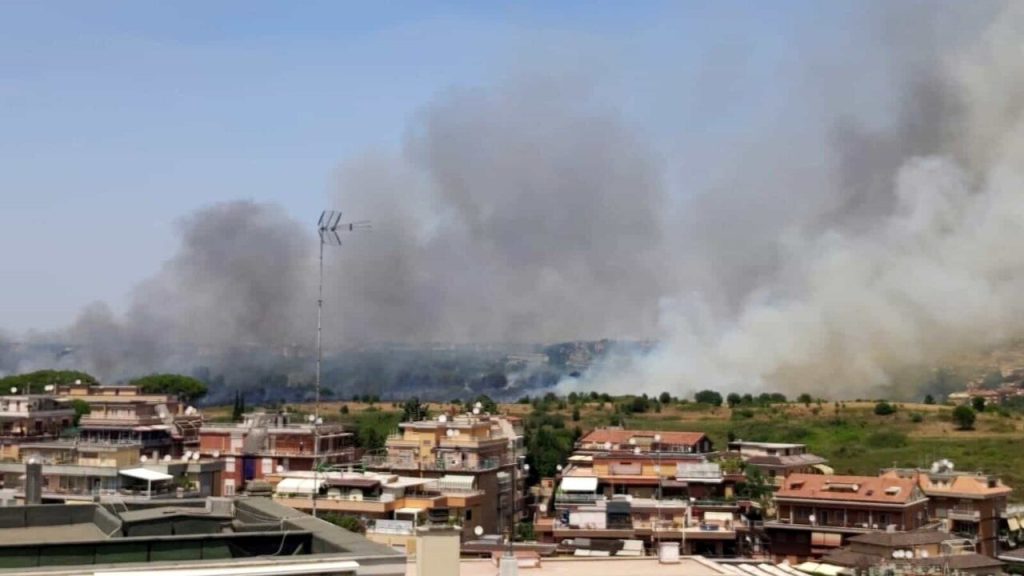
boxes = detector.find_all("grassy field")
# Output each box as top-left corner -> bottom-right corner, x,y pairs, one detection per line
209,397 -> 1024,500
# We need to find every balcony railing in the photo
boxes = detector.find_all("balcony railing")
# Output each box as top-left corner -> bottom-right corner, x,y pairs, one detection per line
361,455 -> 504,472
555,493 -> 603,504
948,508 -> 981,521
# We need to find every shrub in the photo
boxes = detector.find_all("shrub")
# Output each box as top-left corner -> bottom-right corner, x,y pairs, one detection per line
953,405 -> 976,430
971,396 -> 987,412
874,401 -> 896,416
910,412 -> 923,423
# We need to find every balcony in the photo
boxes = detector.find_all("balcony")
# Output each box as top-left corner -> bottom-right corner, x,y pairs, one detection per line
555,493 -> 603,505
948,507 -> 981,522
361,455 -> 504,472
764,518 -> 877,533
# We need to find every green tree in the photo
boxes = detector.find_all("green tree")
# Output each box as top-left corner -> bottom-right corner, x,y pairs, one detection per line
694,390 -> 723,406
355,409 -> 401,451
798,393 -> 813,406
69,398 -> 91,426
339,404 -> 350,415
953,405 -> 976,430
473,394 -> 497,414
322,513 -> 365,534
131,374 -> 207,403
525,423 -> 574,479
874,401 -> 896,416
401,397 -> 428,422
658,391 -> 672,404
924,394 -> 935,405
971,396 -> 986,413
231,390 -> 245,422
571,406 -> 580,422
726,393 -> 742,408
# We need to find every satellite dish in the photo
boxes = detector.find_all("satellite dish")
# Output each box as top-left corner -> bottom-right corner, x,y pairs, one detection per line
920,551 -> 929,559
74,379 -> 82,385
892,551 -> 901,559
9,387 -> 16,394
604,441 -> 612,451
212,450 -> 220,459
808,514 -> 816,524
474,526 -> 484,537
472,407 -> 480,415
192,452 -> 200,461
474,402 -> 483,410
140,455 -> 148,463
276,465 -> 284,473
184,451 -> 193,461
163,455 -> 172,462
44,385 -> 54,392
438,414 -> 448,423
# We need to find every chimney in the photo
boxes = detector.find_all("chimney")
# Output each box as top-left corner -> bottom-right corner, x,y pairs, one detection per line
25,460 -> 42,505
416,525 -> 461,576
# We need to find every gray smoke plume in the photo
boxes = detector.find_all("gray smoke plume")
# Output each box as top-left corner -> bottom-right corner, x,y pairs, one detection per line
28,201 -> 317,383
6,2 -> 1023,402
570,1 -> 1024,398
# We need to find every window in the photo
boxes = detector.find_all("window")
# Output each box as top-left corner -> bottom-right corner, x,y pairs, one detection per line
465,509 -> 472,521
224,479 -> 235,496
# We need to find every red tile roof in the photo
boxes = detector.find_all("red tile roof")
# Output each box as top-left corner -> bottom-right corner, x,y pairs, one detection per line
776,474 -> 924,505
579,428 -> 707,447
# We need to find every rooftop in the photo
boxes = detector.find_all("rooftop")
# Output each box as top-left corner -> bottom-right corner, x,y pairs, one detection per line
579,428 -> 707,447
776,474 -> 924,505
0,497 -> 403,574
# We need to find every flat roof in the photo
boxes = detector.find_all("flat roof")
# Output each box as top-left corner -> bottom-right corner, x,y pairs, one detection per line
0,523 -> 109,545
430,556 -> 730,576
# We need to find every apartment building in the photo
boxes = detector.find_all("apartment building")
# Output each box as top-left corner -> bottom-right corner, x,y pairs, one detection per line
536,431 -> 752,557
822,530 -> 1005,576
727,441 -> 830,486
363,412 -> 525,540
64,386 -> 202,458
883,460 -> 1013,557
269,469 -> 490,541
198,410 -> 356,496
765,473 -> 930,562
0,441 -> 223,499
0,396 -> 75,461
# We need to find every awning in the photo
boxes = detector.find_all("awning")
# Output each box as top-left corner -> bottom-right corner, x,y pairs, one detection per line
119,468 -> 173,482
793,562 -> 844,576
437,474 -> 476,492
275,478 -> 323,495
704,512 -> 734,523
560,476 -> 599,492
811,464 -> 835,475
395,507 -> 424,516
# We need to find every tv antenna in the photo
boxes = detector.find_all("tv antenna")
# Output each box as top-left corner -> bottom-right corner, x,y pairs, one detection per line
315,210 -> 370,419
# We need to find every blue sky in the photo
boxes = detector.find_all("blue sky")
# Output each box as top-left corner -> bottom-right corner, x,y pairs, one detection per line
0,1 -> 844,333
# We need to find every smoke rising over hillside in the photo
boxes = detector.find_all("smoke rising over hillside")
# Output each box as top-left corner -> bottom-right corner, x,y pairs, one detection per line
5,2 -> 1024,399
